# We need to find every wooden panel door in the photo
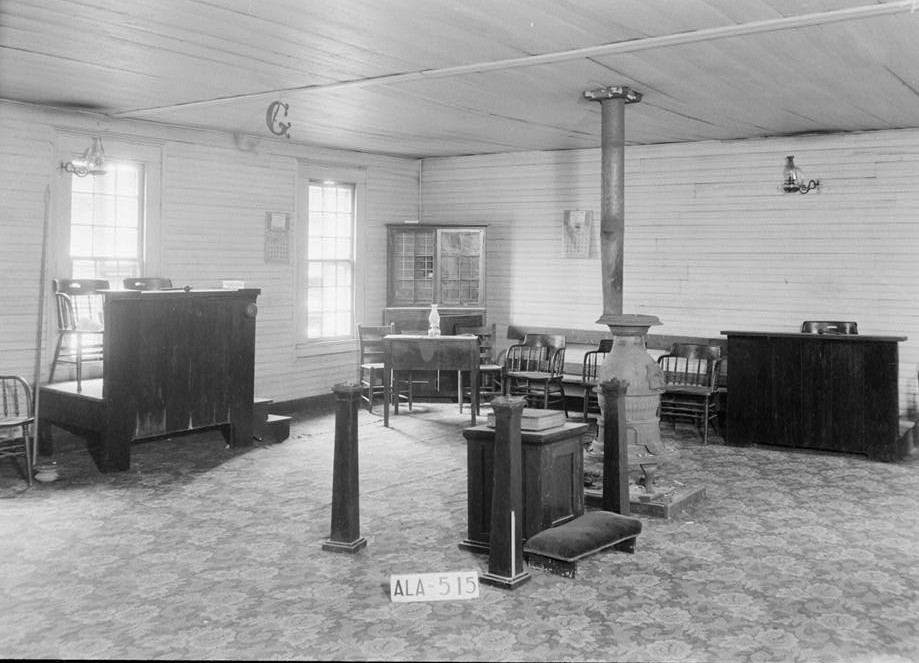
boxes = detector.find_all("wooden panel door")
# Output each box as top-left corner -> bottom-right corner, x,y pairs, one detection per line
437,228 -> 484,306
388,227 -> 435,305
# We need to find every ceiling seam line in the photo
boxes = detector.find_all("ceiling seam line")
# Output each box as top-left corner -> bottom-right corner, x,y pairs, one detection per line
109,0 -> 918,117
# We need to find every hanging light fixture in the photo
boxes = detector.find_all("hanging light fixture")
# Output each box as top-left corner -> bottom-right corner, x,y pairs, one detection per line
61,137 -> 107,177
781,155 -> 820,194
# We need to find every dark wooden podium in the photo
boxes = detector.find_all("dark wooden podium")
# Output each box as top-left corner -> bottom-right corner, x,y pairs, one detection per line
461,419 -> 587,552
723,330 -> 908,461
39,288 -> 260,472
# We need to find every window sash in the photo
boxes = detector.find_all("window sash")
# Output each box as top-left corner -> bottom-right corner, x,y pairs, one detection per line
303,181 -> 355,341
69,159 -> 145,282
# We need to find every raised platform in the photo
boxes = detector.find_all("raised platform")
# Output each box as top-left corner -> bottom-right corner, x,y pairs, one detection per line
39,383 -> 289,471
584,482 -> 706,519
253,397 -> 292,443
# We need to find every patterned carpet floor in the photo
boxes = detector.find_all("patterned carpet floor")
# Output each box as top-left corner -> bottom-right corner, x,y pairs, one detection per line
0,401 -> 917,662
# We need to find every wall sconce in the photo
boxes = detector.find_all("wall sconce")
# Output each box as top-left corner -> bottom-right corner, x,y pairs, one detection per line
781,155 -> 820,194
61,137 -> 107,177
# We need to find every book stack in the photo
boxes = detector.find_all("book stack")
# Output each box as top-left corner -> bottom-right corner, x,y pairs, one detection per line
486,408 -> 566,431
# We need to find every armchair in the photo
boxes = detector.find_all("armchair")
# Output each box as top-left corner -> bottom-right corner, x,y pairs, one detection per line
581,339 -> 613,424
504,333 -> 568,416
456,324 -> 503,414
657,343 -> 721,444
801,320 -> 858,335
49,278 -> 109,392
0,375 -> 34,486
358,324 -> 411,414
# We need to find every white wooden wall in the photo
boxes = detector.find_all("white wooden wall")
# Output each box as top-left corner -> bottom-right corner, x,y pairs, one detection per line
0,106 -> 53,385
420,130 -> 919,416
4,98 -> 918,416
0,102 -> 419,403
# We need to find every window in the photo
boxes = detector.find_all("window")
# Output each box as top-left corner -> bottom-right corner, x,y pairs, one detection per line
56,136 -> 161,288
69,160 -> 144,281
302,181 -> 355,340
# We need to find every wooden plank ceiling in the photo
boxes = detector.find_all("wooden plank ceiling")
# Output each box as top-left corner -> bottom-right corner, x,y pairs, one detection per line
1,0 -> 918,158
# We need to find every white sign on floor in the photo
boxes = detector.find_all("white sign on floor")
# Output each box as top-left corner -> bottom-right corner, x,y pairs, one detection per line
390,570 -> 480,602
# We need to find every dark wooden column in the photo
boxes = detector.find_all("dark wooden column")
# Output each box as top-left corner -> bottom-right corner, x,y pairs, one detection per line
599,379 -> 630,515
480,396 -> 531,589
322,382 -> 367,553
584,86 -> 642,317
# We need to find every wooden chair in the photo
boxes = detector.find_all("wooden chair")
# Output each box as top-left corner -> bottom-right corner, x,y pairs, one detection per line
123,277 -> 173,291
456,323 -> 503,414
0,375 -> 35,486
581,339 -> 613,424
49,278 -> 109,393
801,320 -> 858,335
657,342 -> 722,444
358,324 -> 411,414
504,333 -> 568,416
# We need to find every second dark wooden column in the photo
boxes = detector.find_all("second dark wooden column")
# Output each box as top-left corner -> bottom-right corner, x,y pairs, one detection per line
480,396 -> 531,589
599,378 -> 630,515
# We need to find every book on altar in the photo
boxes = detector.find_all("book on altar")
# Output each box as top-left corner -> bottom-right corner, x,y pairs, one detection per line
486,408 -> 566,431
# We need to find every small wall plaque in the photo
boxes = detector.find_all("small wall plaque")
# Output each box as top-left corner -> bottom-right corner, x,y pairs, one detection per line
563,210 -> 592,258
264,212 -> 291,263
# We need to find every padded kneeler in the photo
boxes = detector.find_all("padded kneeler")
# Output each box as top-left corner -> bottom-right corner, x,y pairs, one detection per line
523,510 -> 642,578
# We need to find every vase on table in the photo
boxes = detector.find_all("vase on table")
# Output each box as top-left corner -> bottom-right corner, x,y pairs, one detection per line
428,304 -> 441,336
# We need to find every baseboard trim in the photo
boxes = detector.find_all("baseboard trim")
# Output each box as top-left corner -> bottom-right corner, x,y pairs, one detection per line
270,392 -> 336,416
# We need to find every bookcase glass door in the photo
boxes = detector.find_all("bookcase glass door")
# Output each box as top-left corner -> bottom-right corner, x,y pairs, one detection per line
391,228 -> 435,305
438,228 -> 483,305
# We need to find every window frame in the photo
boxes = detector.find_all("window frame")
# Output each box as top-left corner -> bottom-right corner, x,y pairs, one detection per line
68,159 -> 146,281
54,135 -> 163,284
295,163 -> 366,357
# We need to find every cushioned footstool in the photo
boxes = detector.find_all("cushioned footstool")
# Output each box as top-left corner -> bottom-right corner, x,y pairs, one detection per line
523,510 -> 642,578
